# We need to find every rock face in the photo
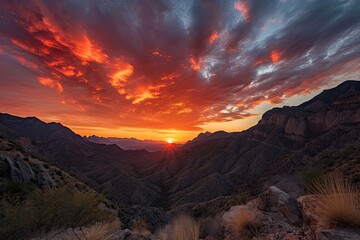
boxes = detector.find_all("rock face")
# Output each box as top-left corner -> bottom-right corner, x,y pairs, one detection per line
317,229 -> 360,240
258,186 -> 302,225
0,136 -> 91,191
297,195 -> 323,233
3,156 -> 35,183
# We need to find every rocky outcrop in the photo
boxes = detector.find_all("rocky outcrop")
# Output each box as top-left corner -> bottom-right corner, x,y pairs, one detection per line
258,186 -> 302,225
317,229 -> 360,240
222,186 -> 360,240
1,156 -> 35,183
259,81 -> 360,137
297,195 -> 323,233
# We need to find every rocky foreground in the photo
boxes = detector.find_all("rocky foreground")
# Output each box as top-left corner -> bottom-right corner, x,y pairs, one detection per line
34,185 -> 359,240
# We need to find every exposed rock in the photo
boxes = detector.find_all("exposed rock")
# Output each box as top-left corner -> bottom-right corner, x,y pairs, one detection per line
118,229 -> 133,240
258,186 -> 303,225
317,228 -> 360,240
298,195 -> 323,233
3,156 -> 35,183
285,117 -> 308,136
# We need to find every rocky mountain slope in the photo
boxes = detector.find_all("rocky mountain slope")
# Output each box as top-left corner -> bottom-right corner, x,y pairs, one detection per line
0,135 -> 89,192
165,80 -> 360,206
0,115 -> 168,205
0,80 -> 359,211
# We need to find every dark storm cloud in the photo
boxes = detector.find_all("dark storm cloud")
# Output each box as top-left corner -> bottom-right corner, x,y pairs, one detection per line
0,0 -> 359,131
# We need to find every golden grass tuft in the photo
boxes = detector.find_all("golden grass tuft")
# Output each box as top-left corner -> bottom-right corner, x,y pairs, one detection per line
34,219 -> 121,240
155,214 -> 200,240
225,208 -> 258,238
82,220 -> 121,240
130,218 -> 151,238
313,173 -> 360,228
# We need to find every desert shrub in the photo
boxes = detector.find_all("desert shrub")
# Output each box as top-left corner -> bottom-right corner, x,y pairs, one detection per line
34,219 -> 121,240
155,214 -> 200,240
82,220 -> 121,240
312,173 -> 360,228
130,218 -> 151,238
5,181 -> 36,196
224,208 -> 258,239
0,187 -> 114,240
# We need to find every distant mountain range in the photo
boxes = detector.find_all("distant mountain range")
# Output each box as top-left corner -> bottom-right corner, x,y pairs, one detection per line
0,80 -> 359,210
85,135 -> 182,152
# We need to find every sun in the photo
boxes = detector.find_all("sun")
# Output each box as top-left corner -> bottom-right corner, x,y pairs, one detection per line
166,138 -> 173,144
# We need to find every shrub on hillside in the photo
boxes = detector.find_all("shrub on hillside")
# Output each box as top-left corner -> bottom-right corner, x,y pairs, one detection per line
224,208 -> 259,239
313,173 -> 360,228
155,214 -> 200,240
0,187 -> 114,240
38,220 -> 121,240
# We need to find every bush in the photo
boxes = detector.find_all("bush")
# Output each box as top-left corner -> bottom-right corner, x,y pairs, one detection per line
224,208 -> 258,239
0,187 -> 114,239
130,218 -> 151,238
313,173 -> 360,228
155,214 -> 200,240
34,219 -> 121,240
5,181 -> 35,196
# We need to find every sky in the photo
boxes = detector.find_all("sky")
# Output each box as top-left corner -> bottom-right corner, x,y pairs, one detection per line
0,0 -> 359,142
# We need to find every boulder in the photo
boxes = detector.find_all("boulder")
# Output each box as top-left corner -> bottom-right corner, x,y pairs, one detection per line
317,228 -> 360,240
118,229 -> 133,240
297,195 -> 323,233
258,186 -> 302,225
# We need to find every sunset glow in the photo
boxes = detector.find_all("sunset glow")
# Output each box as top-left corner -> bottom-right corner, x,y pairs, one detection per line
0,0 -> 359,142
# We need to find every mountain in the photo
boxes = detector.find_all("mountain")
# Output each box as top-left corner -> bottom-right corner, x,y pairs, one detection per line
164,80 -> 360,206
0,114 -> 168,206
0,80 -> 359,210
85,135 -> 181,152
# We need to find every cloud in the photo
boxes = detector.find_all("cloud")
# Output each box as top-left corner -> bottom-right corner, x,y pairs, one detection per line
0,0 -> 359,132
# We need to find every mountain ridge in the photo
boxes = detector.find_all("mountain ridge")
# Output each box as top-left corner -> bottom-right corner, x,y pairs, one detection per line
0,80 -> 359,208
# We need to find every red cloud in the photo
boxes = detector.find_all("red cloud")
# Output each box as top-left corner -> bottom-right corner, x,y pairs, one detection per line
38,77 -> 63,92
270,50 -> 281,63
0,0 -> 358,139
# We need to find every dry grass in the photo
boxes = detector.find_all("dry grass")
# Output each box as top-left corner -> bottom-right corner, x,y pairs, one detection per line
224,208 -> 258,238
130,218 -> 151,238
313,173 -> 360,228
82,220 -> 121,240
34,220 -> 121,240
155,214 -> 200,240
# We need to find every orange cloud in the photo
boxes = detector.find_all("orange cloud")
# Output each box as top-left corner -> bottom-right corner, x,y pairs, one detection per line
15,56 -> 38,69
270,50 -> 281,63
234,1 -> 249,21
40,15 -> 107,63
126,84 -> 166,104
109,63 -> 134,95
190,57 -> 202,71
161,73 -> 181,81
208,32 -> 219,44
38,77 -> 63,92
